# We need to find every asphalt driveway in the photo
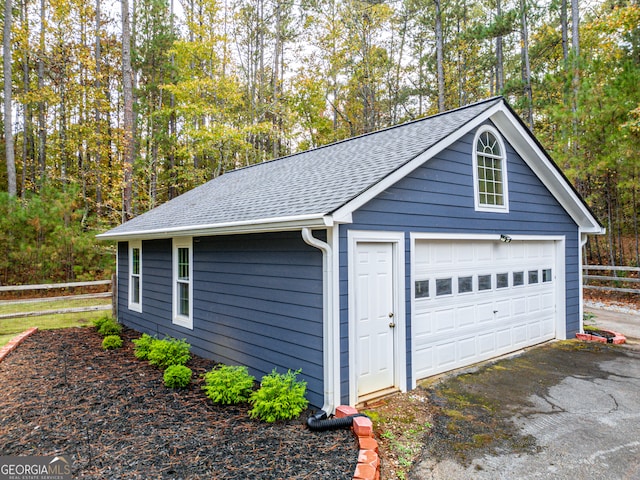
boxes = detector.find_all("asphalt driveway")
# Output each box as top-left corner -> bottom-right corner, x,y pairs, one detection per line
410,308 -> 640,479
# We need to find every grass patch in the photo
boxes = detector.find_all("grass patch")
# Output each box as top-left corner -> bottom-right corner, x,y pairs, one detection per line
0,310 -> 105,348
0,297 -> 111,316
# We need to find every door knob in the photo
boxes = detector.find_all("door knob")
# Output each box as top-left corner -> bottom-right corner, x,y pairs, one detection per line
389,322 -> 396,328
388,312 -> 394,318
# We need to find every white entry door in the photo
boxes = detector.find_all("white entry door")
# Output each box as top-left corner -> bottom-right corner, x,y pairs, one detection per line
355,242 -> 396,397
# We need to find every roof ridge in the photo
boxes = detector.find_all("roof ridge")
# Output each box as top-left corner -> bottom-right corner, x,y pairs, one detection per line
227,96 -> 504,176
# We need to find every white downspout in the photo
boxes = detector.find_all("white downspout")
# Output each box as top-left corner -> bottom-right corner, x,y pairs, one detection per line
579,231 -> 589,333
302,227 -> 340,415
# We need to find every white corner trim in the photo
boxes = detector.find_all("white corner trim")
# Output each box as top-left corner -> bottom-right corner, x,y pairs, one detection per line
347,230 -> 407,406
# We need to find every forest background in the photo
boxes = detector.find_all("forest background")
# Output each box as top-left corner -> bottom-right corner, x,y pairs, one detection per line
0,0 -> 638,285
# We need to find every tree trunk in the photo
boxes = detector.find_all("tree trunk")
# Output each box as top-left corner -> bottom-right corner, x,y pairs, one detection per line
37,0 -> 46,185
496,0 -> 504,93
560,0 -> 569,64
434,0 -> 445,112
520,0 -> 533,130
95,0 -> 103,215
122,0 -> 134,221
570,0 -> 579,154
21,0 -> 32,198
4,0 -> 16,196
168,0 -> 177,200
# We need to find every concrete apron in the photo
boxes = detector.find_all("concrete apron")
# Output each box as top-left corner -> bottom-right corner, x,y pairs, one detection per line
410,309 -> 640,479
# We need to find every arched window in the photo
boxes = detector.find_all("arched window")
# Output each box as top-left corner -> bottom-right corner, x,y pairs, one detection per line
473,126 -> 508,212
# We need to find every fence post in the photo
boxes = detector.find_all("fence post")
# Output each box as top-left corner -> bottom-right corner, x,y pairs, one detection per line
112,273 -> 118,320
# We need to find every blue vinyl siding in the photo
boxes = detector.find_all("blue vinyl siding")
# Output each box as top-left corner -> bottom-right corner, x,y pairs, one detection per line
118,232 -> 325,408
338,124 -> 580,403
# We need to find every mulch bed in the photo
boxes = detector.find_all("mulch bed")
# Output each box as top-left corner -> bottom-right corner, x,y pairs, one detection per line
0,327 -> 358,479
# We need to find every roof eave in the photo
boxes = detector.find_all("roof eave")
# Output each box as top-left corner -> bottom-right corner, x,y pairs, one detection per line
96,214 -> 336,241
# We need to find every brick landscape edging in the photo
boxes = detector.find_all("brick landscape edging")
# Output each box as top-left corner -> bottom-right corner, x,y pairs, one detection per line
0,327 -> 39,363
576,329 -> 626,344
335,405 -> 381,480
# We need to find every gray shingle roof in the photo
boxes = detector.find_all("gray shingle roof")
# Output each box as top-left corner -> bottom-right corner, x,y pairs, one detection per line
100,97 -> 502,238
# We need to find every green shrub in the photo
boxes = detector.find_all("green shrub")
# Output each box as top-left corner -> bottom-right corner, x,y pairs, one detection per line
164,365 -> 193,388
202,365 -> 256,404
94,315 -> 122,336
147,337 -> 191,369
102,335 -> 123,350
249,369 -> 309,423
132,333 -> 156,360
92,315 -> 110,330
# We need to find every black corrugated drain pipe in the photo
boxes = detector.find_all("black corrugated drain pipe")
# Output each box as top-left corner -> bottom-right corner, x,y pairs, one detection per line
306,410 -> 369,431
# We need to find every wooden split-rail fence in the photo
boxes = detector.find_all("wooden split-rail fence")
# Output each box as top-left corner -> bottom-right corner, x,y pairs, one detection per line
0,279 -> 114,320
583,265 -> 640,295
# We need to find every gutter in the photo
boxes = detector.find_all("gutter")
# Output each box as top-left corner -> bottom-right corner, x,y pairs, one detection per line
301,227 -> 341,415
96,214 -> 335,241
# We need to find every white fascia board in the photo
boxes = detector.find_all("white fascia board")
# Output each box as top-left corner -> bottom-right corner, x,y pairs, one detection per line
96,213 -> 334,241
490,108 -> 604,234
331,102 -> 505,223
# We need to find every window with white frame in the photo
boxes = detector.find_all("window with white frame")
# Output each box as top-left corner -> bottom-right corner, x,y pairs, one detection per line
172,237 -> 193,329
128,240 -> 142,312
473,126 -> 509,212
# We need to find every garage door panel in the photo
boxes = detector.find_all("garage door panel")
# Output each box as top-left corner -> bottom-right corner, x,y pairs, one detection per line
437,342 -> 456,368
542,292 -> 554,309
414,311 -> 432,336
475,243 -> 493,262
478,333 -> 495,354
415,347 -> 434,378
497,328 -> 511,349
457,306 -> 475,327
513,324 -> 528,344
527,295 -> 541,312
528,322 -> 541,339
513,296 -> 527,315
477,302 -> 494,323
413,239 -> 558,380
458,337 -> 477,361
495,299 -> 511,319
435,309 -> 455,332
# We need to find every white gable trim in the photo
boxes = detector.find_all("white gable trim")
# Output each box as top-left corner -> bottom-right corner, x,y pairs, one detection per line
332,100 -> 603,234
489,107 -> 603,234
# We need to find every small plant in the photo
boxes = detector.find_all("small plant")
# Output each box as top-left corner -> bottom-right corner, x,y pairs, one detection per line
164,365 -> 193,388
132,333 -> 156,360
102,335 -> 123,350
147,337 -> 191,369
249,369 -> 308,423
202,365 -> 256,404
93,315 -> 122,336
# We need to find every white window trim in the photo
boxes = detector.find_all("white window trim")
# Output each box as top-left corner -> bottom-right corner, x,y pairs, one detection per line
473,125 -> 509,213
128,240 -> 142,312
172,237 -> 194,330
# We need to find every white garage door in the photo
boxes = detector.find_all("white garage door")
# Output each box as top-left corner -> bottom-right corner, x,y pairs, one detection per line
413,239 -> 557,380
